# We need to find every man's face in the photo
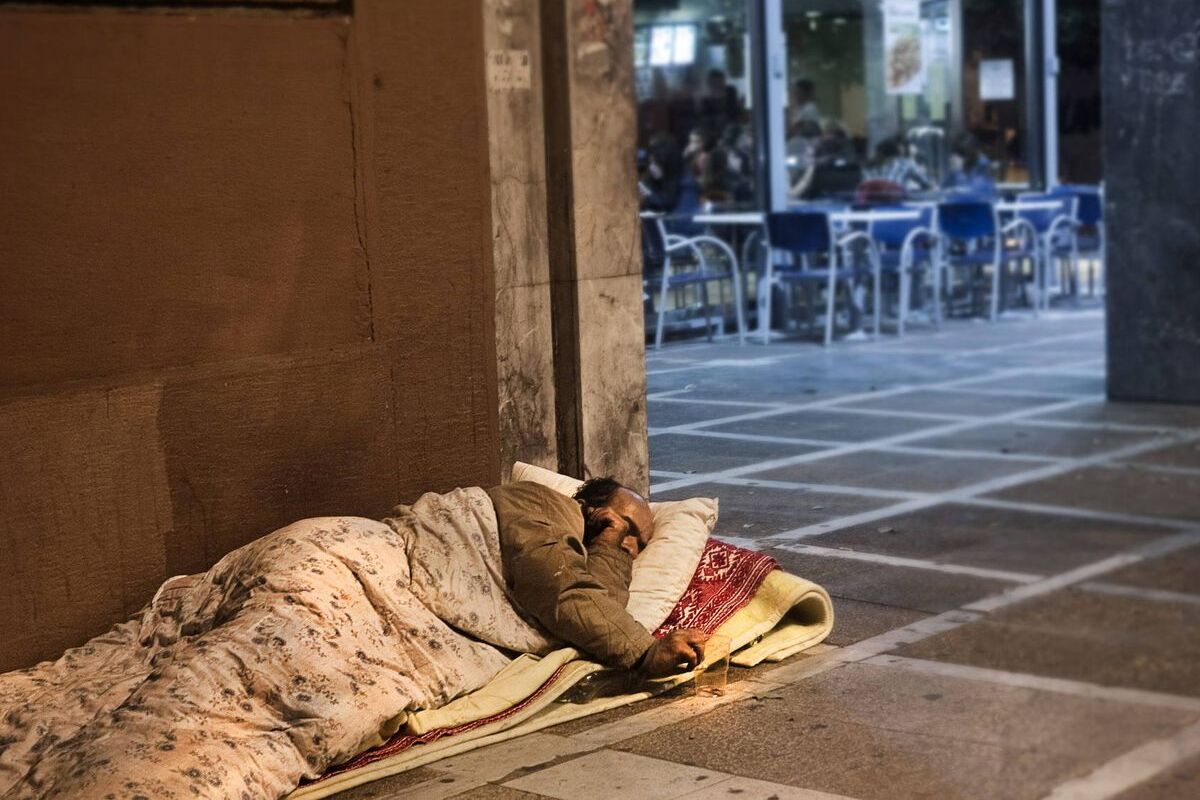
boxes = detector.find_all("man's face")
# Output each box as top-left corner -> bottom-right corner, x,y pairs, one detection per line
605,488 -> 655,555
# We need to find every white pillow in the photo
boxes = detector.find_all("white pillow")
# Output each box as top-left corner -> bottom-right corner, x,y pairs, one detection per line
508,462 -> 715,630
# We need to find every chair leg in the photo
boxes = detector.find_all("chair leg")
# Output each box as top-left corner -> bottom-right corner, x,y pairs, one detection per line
655,260 -> 671,350
1031,242 -> 1041,319
759,261 -> 774,344
700,280 -> 713,342
824,268 -> 837,347
898,258 -> 911,338
933,242 -> 944,328
989,254 -> 1002,322
730,267 -> 747,345
872,254 -> 882,339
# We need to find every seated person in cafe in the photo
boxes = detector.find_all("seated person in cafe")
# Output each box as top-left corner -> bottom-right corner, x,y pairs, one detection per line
789,120 -> 863,201
490,477 -> 708,676
942,132 -> 996,195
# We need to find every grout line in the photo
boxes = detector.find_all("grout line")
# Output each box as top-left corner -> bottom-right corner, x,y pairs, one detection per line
648,396 -> 788,409
566,678 -> 787,747
964,531 -> 1200,613
761,429 -> 1194,543
865,655 -> 1200,714
652,394 -> 1103,495
1099,460 -> 1200,479
648,357 -> 1112,441
644,328 -> 1098,377
1021,418 -> 1195,435
1041,719 -> 1200,800
1079,581 -> 1200,608
649,383 -> 938,438
559,529 -> 1195,758
645,351 -> 810,377
657,428 -> 1067,465
649,469 -> 691,479
957,496 -> 1195,530
653,430 -> 852,449
772,543 -> 1045,584
645,388 -> 696,400
921,385 -> 1090,400
662,474 -> 925,501
814,406 -> 977,422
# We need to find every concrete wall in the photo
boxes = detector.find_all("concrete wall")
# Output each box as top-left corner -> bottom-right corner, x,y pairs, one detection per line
0,1 -> 502,672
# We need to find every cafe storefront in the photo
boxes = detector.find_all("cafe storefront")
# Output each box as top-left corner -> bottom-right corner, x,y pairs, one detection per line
634,0 -> 1101,213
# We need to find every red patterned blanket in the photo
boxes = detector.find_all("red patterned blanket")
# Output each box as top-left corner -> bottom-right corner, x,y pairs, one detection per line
310,539 -> 777,784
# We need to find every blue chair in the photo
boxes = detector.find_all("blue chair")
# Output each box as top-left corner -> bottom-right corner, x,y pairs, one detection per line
936,198 -> 1035,321
1046,184 -> 1105,302
1014,190 -> 1078,312
869,205 -> 938,336
641,214 -> 747,349
764,210 -> 876,346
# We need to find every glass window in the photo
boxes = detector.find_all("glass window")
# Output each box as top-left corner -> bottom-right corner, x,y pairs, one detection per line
634,0 -> 758,213
780,0 -> 1038,201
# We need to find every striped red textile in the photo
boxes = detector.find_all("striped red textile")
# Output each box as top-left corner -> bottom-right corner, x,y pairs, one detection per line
309,538 -> 777,785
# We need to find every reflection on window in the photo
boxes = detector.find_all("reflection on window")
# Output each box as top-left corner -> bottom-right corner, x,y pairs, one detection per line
634,1 -> 756,213
646,25 -> 699,67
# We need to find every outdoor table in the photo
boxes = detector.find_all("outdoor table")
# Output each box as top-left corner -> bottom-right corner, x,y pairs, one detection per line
693,208 -> 921,343
995,200 -> 1064,213
691,211 -> 765,226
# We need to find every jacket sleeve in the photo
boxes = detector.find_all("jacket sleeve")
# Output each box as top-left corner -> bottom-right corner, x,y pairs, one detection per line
500,508 -> 656,670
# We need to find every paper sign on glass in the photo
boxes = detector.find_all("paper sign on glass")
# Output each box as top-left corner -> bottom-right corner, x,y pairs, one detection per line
979,59 -> 1015,100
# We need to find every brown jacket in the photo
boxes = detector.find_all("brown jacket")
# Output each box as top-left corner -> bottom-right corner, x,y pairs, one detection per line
487,481 -> 656,669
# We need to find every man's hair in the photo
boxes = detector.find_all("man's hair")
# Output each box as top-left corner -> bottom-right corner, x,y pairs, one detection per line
573,477 -> 624,542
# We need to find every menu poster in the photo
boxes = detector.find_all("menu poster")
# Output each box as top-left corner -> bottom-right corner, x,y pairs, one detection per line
979,58 -> 1016,100
884,0 -> 926,95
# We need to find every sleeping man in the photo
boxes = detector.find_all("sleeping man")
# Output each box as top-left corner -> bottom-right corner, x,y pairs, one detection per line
0,477 -> 706,800
490,478 -> 708,677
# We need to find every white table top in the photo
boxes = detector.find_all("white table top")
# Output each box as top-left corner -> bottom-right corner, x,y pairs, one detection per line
692,209 -> 922,226
691,212 -> 765,225
996,200 -> 1065,212
835,209 -> 922,224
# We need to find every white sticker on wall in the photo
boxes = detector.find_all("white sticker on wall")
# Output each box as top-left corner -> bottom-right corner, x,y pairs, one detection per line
487,49 -> 531,91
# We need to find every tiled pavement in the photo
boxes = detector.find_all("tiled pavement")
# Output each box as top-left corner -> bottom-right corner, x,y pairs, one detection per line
337,311 -> 1200,800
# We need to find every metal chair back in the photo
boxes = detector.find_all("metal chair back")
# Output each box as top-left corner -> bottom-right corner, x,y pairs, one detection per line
766,211 -> 833,256
871,205 -> 935,248
937,199 -> 995,241
640,216 -> 668,274
1016,191 -> 1073,234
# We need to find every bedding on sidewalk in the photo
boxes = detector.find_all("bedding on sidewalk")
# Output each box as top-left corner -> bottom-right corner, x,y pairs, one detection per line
0,465 -> 833,800
290,538 -> 833,800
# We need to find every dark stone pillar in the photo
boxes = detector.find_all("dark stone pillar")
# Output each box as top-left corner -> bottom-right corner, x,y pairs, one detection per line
1103,0 -> 1200,404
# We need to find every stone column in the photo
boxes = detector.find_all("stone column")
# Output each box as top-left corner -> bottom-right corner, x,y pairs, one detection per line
541,0 -> 649,492
484,0 -> 559,479
1102,0 -> 1200,404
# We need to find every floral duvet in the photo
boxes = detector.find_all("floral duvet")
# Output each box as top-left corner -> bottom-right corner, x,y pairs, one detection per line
0,488 -> 557,800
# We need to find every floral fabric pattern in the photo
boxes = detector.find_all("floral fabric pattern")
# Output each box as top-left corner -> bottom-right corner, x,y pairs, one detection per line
0,489 -> 545,800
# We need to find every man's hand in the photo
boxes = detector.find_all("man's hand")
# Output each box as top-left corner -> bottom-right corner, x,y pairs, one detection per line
638,629 -> 707,678
587,509 -> 641,557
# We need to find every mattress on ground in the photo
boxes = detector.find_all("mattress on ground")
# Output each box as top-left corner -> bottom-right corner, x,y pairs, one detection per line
290,540 -> 833,800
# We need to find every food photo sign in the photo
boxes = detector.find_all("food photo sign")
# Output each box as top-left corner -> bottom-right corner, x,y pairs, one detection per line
884,0 -> 926,95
